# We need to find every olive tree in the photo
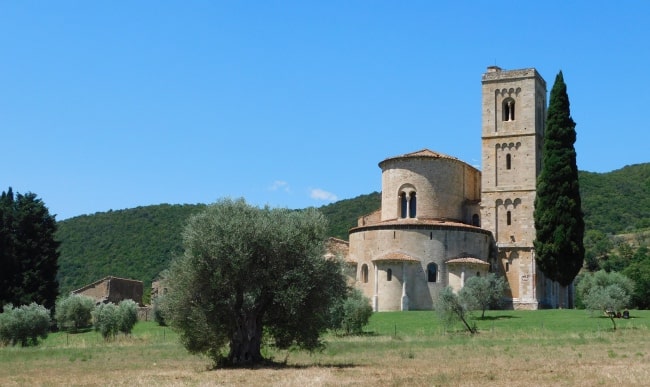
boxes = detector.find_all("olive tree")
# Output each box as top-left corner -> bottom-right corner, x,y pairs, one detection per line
435,287 -> 477,334
117,299 -> 138,335
0,303 -> 51,346
92,303 -> 119,339
460,273 -> 506,319
92,300 -> 138,340
160,199 -> 348,366
576,270 -> 634,330
55,294 -> 95,332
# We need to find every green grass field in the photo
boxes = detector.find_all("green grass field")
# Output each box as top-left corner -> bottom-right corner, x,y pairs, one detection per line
1,309 -> 649,386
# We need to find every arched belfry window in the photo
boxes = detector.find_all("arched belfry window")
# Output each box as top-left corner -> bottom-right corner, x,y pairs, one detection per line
409,192 -> 417,218
399,189 -> 417,219
506,154 -> 512,170
427,263 -> 438,283
361,264 -> 369,284
503,98 -> 515,121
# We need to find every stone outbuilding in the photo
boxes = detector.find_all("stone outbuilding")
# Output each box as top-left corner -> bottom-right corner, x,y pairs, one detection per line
72,276 -> 144,306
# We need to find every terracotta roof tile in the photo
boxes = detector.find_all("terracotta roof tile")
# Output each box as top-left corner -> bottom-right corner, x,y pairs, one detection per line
372,252 -> 420,262
445,257 -> 489,265
350,217 -> 487,232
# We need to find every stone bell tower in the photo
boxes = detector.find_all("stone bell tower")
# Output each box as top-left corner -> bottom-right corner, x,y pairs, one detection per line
480,66 -> 547,309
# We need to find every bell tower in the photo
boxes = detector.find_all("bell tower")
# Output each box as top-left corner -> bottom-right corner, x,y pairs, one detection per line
480,66 -> 547,309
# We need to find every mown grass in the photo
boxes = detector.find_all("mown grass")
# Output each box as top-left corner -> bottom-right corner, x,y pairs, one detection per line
1,310 -> 649,386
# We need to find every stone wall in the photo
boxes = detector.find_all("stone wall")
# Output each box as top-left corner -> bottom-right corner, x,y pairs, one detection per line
349,225 -> 491,311
379,151 -> 481,223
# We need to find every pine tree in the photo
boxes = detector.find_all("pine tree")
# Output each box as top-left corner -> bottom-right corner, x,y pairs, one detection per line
0,188 -> 60,310
533,71 -> 585,286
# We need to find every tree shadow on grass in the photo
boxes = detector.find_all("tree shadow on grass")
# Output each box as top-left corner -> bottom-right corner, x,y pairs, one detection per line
334,331 -> 380,337
478,314 -> 519,321
59,327 -> 94,334
208,358 -> 357,370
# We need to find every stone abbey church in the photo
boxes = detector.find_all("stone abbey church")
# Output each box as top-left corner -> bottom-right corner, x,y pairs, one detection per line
329,66 -> 570,311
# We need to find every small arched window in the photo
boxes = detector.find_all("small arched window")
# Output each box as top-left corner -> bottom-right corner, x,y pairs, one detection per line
506,154 -> 512,170
427,263 -> 438,283
507,211 -> 512,226
361,264 -> 369,284
505,262 -> 510,272
409,192 -> 417,218
472,214 -> 480,227
387,268 -> 392,281
503,98 -> 515,121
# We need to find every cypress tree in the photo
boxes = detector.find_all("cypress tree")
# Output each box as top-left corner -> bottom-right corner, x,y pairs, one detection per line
0,188 -> 59,310
0,189 -> 17,307
533,71 -> 585,286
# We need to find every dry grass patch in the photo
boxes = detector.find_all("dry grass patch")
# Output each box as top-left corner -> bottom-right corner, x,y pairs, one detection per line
1,312 -> 649,386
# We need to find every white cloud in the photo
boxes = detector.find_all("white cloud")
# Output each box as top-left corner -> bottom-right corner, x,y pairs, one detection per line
310,188 -> 338,202
269,180 -> 290,192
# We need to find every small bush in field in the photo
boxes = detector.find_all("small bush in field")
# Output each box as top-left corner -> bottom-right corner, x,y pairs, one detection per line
0,303 -> 51,346
329,288 -> 373,335
55,294 -> 95,332
152,295 -> 167,326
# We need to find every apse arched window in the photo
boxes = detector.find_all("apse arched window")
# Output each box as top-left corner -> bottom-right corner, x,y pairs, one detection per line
387,268 -> 392,281
503,98 -> 515,121
400,192 -> 407,219
506,154 -> 512,170
427,263 -> 438,283
409,192 -> 417,218
361,264 -> 369,284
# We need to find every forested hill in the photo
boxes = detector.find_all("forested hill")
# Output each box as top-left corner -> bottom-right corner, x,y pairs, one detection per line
56,204 -> 207,296
580,163 -> 650,234
55,164 -> 649,296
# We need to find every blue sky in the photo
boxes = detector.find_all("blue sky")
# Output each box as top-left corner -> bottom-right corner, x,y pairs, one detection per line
1,1 -> 648,220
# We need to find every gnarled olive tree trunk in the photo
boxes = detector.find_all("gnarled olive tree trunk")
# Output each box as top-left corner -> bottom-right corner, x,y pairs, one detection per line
228,311 -> 264,365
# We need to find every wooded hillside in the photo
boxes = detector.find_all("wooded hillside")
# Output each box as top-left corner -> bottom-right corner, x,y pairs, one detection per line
55,164 -> 649,296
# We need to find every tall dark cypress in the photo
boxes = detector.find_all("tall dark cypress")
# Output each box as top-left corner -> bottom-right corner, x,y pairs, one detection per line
534,71 -> 585,286
0,188 -> 59,310
0,188 -> 17,308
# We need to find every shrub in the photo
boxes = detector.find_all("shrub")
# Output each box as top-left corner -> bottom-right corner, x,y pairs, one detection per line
152,295 -> 167,326
55,294 -> 95,332
329,288 -> 373,334
0,303 -> 51,346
